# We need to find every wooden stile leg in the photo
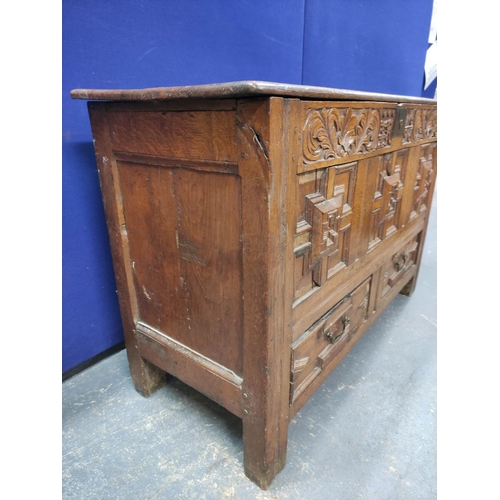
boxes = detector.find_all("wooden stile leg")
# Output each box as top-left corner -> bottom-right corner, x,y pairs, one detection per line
88,104 -> 167,399
242,403 -> 289,489
127,349 -> 166,398
237,97 -> 296,489
400,276 -> 416,296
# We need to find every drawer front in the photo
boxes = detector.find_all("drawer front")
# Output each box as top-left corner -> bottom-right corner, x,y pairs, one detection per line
290,277 -> 371,403
376,232 -> 421,306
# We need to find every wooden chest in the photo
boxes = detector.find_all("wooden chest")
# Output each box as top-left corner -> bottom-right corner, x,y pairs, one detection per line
71,81 -> 437,489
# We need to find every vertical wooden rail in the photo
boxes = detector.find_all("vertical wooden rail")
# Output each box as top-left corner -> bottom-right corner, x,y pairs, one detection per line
237,97 -> 297,489
88,103 -> 166,396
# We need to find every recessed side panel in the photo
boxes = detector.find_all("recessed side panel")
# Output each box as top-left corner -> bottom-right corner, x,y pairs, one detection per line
117,161 -> 243,376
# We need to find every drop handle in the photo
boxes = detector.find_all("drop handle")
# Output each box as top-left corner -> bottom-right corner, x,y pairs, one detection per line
325,315 -> 350,344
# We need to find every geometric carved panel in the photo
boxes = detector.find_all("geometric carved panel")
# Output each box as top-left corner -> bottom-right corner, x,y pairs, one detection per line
368,149 -> 408,252
295,162 -> 357,286
410,143 -> 436,221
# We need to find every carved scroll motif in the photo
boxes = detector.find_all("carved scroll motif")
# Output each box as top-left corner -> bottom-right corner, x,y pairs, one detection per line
303,108 -> 395,165
303,106 -> 436,167
403,109 -> 437,144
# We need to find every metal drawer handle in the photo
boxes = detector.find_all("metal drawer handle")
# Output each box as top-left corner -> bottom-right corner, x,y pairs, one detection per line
325,315 -> 350,344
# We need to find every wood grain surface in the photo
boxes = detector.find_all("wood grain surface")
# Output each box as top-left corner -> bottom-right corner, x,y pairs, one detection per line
71,80 -> 436,105
78,84 -> 437,489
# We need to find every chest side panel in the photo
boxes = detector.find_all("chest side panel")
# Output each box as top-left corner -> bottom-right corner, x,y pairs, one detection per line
105,105 -> 244,376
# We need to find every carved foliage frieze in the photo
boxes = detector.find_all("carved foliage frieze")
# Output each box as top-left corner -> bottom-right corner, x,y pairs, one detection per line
302,105 -> 437,168
303,107 -> 395,165
403,108 -> 437,144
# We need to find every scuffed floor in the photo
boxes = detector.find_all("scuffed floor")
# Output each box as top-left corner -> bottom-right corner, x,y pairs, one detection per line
63,196 -> 436,500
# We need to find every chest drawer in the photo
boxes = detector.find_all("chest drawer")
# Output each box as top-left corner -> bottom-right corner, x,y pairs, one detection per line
290,277 -> 371,404
375,231 -> 421,307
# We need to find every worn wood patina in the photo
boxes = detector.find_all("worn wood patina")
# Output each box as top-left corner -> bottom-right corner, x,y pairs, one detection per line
73,81 -> 437,489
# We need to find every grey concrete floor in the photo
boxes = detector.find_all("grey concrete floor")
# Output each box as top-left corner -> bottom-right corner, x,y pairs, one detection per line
63,196 -> 436,500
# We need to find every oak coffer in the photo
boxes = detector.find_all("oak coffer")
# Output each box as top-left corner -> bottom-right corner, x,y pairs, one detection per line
71,81 -> 437,489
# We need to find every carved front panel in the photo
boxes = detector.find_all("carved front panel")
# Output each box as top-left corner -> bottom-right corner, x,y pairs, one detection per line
410,143 -> 436,221
367,149 -> 409,252
294,162 -> 357,299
